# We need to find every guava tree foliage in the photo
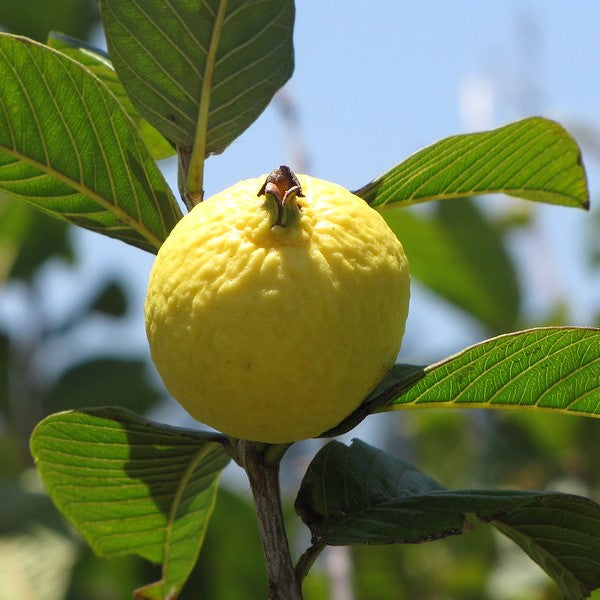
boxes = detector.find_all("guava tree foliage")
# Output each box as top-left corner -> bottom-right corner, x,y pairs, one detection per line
0,1 -> 598,599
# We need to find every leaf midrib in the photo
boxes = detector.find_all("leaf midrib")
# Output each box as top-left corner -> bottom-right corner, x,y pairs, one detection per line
0,144 -> 162,250
160,444 -> 214,591
431,330 -> 595,403
186,0 -> 229,196
358,118 -> 588,209
0,34 -> 168,250
382,328 -> 600,417
418,329 -> 580,404
374,187 -> 585,210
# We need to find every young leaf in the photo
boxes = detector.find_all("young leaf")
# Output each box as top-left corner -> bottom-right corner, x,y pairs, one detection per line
383,199 -> 519,333
30,407 -> 230,600
98,0 -> 295,154
0,34 -> 182,254
47,32 -> 174,161
296,440 -> 600,598
355,117 -> 589,210
382,327 -> 600,417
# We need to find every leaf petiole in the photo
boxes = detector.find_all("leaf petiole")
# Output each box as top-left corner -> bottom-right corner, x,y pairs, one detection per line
185,0 -> 229,204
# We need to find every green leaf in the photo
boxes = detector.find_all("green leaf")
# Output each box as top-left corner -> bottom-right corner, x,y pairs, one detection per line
98,0 -> 295,154
186,487 -> 267,598
383,198 -> 519,333
45,358 -> 162,416
89,279 -> 128,317
0,197 -> 27,284
0,200 -> 74,283
0,332 -> 8,415
0,34 -> 182,254
0,479 -> 69,536
492,496 -> 600,600
296,439 -> 458,546
0,0 -> 98,42
47,32 -> 175,161
296,440 -> 600,599
383,327 -> 600,417
355,117 -> 589,210
30,407 -> 230,599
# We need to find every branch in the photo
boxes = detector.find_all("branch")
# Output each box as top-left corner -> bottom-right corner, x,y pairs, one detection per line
238,440 -> 302,600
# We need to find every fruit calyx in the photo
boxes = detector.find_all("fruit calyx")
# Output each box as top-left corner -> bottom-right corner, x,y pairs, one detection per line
258,165 -> 305,228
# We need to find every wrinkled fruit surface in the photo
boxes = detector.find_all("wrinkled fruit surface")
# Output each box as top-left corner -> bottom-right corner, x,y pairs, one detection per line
145,174 -> 410,443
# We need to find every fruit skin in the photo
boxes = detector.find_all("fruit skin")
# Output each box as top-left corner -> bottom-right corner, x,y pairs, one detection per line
145,173 -> 410,443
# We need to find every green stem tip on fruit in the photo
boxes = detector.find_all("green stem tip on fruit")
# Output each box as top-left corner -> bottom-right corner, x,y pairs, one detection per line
258,165 -> 304,228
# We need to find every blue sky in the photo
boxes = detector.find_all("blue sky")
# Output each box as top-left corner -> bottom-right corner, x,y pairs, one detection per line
205,1 -> 600,190
206,1 -> 600,359
2,1 -> 599,413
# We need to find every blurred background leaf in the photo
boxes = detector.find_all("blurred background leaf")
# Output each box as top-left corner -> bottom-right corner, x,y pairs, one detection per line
44,358 -> 161,416
9,217 -> 73,284
0,332 -> 7,415
383,198 -> 519,333
182,486 -> 266,599
0,0 -> 98,42
88,280 -> 127,317
0,200 -> 74,286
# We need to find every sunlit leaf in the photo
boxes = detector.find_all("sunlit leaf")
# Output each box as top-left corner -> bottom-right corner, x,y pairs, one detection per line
382,327 -> 600,417
47,32 -> 174,161
356,117 -> 589,210
99,0 -> 295,155
30,408 -> 230,599
296,440 -> 600,599
0,34 -> 182,254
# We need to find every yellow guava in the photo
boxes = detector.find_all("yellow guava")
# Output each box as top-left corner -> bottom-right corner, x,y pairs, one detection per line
145,167 -> 410,443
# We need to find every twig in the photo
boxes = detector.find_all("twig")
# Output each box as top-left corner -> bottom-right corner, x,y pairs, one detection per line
238,440 -> 303,600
